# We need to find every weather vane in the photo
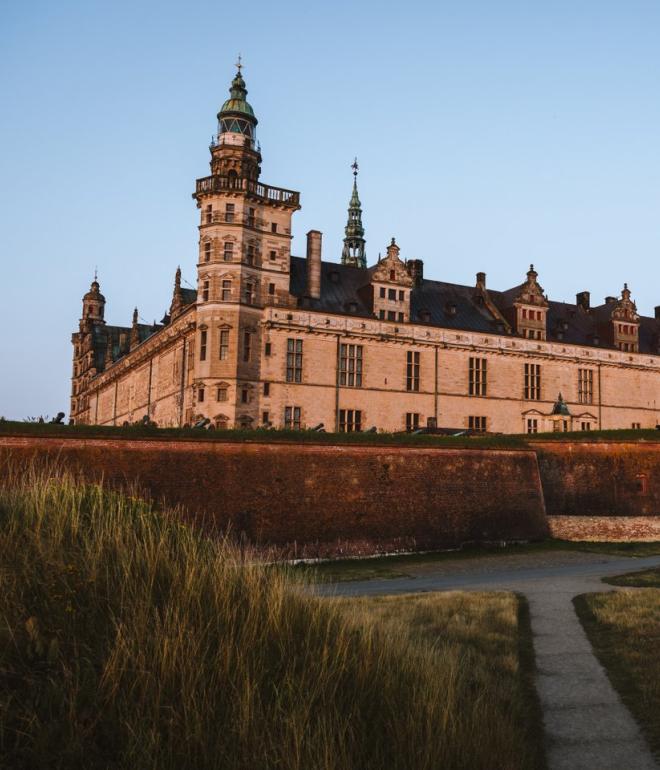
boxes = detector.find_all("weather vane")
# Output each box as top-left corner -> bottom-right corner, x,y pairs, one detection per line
236,53 -> 242,72
351,157 -> 359,177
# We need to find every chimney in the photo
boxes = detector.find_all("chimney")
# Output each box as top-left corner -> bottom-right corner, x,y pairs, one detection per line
576,291 -> 590,310
655,305 -> 660,320
407,259 -> 424,287
305,230 -> 322,300
605,296 -> 617,305
476,272 -> 486,287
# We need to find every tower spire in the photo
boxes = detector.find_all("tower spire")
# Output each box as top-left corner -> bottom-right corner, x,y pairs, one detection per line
341,158 -> 366,268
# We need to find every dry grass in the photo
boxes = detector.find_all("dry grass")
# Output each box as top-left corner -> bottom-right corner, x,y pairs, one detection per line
603,568 -> 660,588
0,463 -> 544,769
575,588 -> 660,757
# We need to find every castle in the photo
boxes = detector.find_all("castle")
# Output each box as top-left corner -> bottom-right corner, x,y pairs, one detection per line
71,65 -> 660,434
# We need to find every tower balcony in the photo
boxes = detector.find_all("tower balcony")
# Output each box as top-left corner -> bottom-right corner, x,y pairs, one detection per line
194,175 -> 300,208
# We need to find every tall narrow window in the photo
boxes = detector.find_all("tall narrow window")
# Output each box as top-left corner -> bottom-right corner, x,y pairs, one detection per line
526,418 -> 538,434
339,409 -> 362,432
268,283 -> 275,295
271,222 -> 278,233
203,242 -> 211,262
284,406 -> 301,430
225,203 -> 235,223
244,281 -> 254,305
264,342 -> 272,356
339,344 -> 363,387
578,368 -> 594,404
223,241 -> 233,261
263,382 -> 270,396
406,351 -> 420,392
405,412 -> 420,431
216,386 -> 227,402
221,280 -> 231,301
198,387 -> 205,402
469,357 -> 487,396
286,338 -> 303,383
204,204 -> 212,224
202,280 -> 209,301
242,331 -> 251,362
219,329 -> 229,360
247,207 -> 255,228
269,250 -> 277,261
246,244 -> 255,265
524,363 -> 541,400
199,330 -> 207,361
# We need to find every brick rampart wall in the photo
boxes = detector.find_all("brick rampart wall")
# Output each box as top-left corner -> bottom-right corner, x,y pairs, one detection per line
533,442 -> 660,518
0,436 -> 548,558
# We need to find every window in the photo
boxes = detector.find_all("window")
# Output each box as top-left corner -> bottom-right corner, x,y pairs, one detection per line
246,244 -> 255,265
223,241 -> 233,261
406,351 -> 420,392
284,406 -> 301,430
271,222 -> 277,233
244,282 -> 254,305
243,332 -> 252,361
406,412 -> 420,431
524,363 -> 541,400
469,357 -> 487,396
242,331 -> 251,362
216,386 -> 227,402
387,310 -> 396,321
198,387 -> 205,402
339,344 -> 363,387
526,418 -> 538,434
469,416 -> 487,433
202,280 -> 209,301
339,409 -> 362,432
219,330 -> 229,360
581,421 -> 591,431
578,368 -> 594,404
388,288 -> 396,300
264,382 -> 270,396
632,422 -> 641,429
247,207 -> 255,228
204,204 -> 212,224
268,282 -> 275,295
199,330 -> 207,361
379,287 -> 385,298
398,312 -> 404,322
221,280 -> 231,301
264,342 -> 272,356
262,411 -> 270,425
270,250 -> 276,261
225,203 -> 235,223
399,290 -> 404,301
241,388 -> 249,404
203,242 -> 211,262
379,310 -> 385,319
389,270 -> 395,280
286,338 -> 303,382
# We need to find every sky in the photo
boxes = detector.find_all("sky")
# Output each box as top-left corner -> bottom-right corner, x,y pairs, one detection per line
1,0 -> 659,420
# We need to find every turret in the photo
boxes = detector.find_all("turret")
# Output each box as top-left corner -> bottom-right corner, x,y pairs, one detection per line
341,158 -> 366,268
81,277 -> 106,326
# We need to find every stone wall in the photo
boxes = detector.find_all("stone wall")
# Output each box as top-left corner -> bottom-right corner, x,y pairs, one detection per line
548,515 -> 660,542
533,442 -> 660,518
0,436 -> 547,558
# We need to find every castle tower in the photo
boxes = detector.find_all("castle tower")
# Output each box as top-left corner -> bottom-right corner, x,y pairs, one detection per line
341,159 -> 366,268
191,61 -> 301,428
70,276 -> 106,423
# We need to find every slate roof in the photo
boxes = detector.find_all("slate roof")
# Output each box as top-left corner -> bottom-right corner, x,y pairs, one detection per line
289,257 -> 660,355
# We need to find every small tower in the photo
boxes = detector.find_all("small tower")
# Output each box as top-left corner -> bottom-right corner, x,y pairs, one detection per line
341,158 -> 366,268
81,277 -> 106,324
71,275 -> 106,424
170,267 -> 184,317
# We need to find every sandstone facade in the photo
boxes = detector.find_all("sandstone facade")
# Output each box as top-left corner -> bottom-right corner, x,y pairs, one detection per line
71,66 -> 660,434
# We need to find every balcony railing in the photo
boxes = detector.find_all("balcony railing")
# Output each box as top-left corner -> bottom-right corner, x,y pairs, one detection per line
194,175 -> 300,208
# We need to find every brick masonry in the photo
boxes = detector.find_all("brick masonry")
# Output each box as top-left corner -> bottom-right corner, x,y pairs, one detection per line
1,436 -> 658,556
0,436 -> 548,558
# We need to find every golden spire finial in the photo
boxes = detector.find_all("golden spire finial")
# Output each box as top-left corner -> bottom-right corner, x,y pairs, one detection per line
236,53 -> 242,72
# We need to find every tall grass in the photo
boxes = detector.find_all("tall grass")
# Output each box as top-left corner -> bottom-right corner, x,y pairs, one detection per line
0,463 -> 543,769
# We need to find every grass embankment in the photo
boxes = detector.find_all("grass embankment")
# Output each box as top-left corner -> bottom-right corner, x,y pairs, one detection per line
575,573 -> 660,758
0,464 -> 545,770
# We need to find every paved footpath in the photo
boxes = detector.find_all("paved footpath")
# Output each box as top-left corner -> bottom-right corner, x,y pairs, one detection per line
316,552 -> 660,770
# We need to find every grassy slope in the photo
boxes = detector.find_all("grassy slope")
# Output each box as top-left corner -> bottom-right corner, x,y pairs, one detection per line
0,464 -> 545,770
575,585 -> 660,758
603,568 -> 660,587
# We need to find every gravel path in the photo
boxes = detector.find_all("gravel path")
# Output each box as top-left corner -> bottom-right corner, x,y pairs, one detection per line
317,552 -> 660,770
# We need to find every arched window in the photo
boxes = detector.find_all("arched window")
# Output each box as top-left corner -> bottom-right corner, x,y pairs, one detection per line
227,170 -> 238,188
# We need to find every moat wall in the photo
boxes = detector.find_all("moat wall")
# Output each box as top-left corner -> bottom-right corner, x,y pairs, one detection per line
0,436 -> 547,558
1,436 -> 659,554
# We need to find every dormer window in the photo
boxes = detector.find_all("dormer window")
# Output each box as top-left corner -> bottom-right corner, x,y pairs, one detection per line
389,269 -> 395,281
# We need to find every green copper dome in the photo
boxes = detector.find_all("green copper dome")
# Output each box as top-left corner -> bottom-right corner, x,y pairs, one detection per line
218,70 -> 256,122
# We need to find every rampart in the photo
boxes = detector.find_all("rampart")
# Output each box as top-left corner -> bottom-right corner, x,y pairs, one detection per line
1,434 -> 659,554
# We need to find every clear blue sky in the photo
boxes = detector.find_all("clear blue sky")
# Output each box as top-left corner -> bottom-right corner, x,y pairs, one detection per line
1,0 -> 659,419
